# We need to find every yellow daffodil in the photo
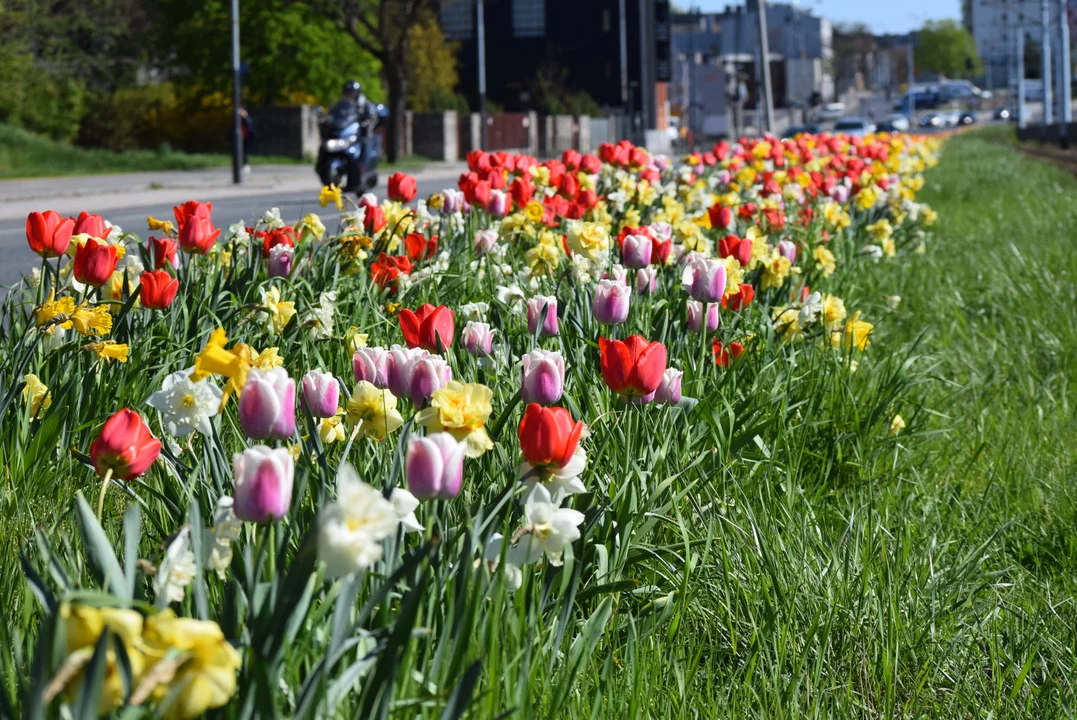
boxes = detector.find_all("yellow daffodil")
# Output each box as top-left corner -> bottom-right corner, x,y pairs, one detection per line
260,286 -> 296,334
142,610 -> 241,720
922,207 -> 937,226
524,200 -> 545,224
771,306 -> 803,343
35,292 -> 76,331
296,212 -> 326,242
865,218 -> 893,244
416,381 -> 494,457
832,311 -> 873,351
761,252 -> 794,290
565,221 -> 609,261
22,373 -> 51,416
147,216 -> 176,235
69,303 -> 114,337
52,604 -> 146,716
319,414 -> 346,444
87,340 -> 129,363
854,186 -> 880,212
346,381 -> 404,440
346,326 -> 369,350
813,245 -> 837,277
890,414 -> 906,436
319,184 -> 344,211
819,294 -> 847,331
191,328 -> 264,408
427,192 -> 444,211
525,241 -> 561,277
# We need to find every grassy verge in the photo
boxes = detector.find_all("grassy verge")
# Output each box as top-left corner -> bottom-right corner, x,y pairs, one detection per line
0,124 -> 432,179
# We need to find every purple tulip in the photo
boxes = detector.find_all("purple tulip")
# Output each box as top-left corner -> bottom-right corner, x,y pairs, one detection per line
474,229 -> 498,255
830,184 -> 850,204
592,279 -> 631,326
680,258 -> 726,303
232,445 -> 294,522
622,234 -> 652,269
602,264 -> 628,284
485,189 -> 511,217
655,368 -> 683,405
462,321 -> 495,356
636,266 -> 658,295
521,349 -> 565,405
686,300 -> 719,333
268,244 -> 293,278
716,170 -> 732,185
650,222 -> 673,243
442,188 -> 464,214
526,295 -> 559,336
408,355 -> 452,406
386,345 -> 428,399
237,367 -> 296,440
301,370 -> 339,419
353,347 -> 390,388
778,240 -> 797,264
406,432 -> 466,500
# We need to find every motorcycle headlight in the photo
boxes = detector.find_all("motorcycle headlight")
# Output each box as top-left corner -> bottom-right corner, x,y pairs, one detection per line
324,138 -> 349,152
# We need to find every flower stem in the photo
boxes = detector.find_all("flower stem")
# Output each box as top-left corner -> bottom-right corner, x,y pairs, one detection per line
95,468 -> 114,520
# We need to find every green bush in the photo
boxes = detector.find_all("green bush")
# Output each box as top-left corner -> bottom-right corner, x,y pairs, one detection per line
0,46 -> 86,142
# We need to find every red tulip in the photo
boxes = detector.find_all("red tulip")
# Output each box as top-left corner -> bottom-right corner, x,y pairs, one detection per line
262,226 -> 296,258
364,204 -> 387,233
173,200 -> 212,231
464,178 -> 491,208
140,270 -> 179,310
147,235 -> 178,269
89,409 -> 162,480
724,283 -> 756,311
598,335 -> 667,398
713,340 -> 745,368
559,173 -> 579,199
518,404 -> 584,469
509,175 -> 534,206
718,234 -> 753,268
466,150 -> 491,172
404,233 -> 438,262
26,211 -> 74,258
370,252 -> 413,293
399,304 -> 454,353
73,211 -> 108,239
482,166 -> 505,190
580,154 -> 602,174
73,237 -> 119,287
575,189 -> 598,210
708,204 -> 733,230
388,172 -> 418,203
561,149 -> 581,171
178,216 -> 221,254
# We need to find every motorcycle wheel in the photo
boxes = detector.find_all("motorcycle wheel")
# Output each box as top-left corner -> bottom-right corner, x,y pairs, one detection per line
362,173 -> 378,193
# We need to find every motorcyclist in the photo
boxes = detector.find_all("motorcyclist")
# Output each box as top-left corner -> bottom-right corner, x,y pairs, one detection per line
327,80 -> 376,191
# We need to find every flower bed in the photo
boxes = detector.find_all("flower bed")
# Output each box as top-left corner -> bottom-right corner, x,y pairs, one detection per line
4,132 -> 941,717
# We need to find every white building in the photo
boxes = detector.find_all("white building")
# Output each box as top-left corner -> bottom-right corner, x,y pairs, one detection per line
965,0 -> 1061,89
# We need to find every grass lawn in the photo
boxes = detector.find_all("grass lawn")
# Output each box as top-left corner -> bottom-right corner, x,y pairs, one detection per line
0,124 -> 429,179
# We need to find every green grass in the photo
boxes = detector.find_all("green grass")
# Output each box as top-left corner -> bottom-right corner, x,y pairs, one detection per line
1,132 -> 1075,718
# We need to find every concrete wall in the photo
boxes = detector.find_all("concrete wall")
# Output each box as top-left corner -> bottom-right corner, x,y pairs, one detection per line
409,111 -> 459,162
248,106 -> 320,160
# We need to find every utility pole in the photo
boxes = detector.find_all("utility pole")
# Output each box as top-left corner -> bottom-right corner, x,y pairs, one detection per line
619,0 -> 629,138
477,0 -> 487,148
1060,0 -> 1072,147
1018,30 -> 1027,129
230,0 -> 242,184
755,0 -> 774,133
1043,0 -> 1054,126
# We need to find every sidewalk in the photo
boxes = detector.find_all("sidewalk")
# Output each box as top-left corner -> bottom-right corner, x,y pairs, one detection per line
0,161 -> 468,220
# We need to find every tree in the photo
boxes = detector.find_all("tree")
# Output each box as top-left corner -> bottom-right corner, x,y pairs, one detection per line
405,19 -> 459,112
307,0 -> 439,162
915,19 -> 982,79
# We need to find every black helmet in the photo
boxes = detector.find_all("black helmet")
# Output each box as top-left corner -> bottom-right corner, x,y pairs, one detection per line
343,80 -> 361,96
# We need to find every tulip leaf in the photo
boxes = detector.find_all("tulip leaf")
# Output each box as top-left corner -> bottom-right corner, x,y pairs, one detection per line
488,389 -> 522,442
74,492 -> 129,603
122,503 -> 141,603
438,660 -> 482,720
72,629 -> 109,720
548,597 -> 614,718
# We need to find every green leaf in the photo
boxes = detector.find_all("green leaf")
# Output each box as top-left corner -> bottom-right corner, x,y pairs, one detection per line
75,493 -> 129,603
438,661 -> 482,720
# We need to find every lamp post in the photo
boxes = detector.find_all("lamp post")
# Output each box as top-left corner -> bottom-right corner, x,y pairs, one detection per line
477,0 -> 487,148
230,0 -> 242,184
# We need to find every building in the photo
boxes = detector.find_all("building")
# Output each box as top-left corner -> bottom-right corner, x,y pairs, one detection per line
964,0 -> 1065,89
440,0 -> 672,146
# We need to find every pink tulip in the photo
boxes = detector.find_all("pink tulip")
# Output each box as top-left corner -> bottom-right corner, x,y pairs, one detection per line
622,234 -> 653,268
462,321 -> 495,356
233,445 -> 294,522
655,368 -> 683,405
301,370 -> 339,419
778,240 -> 797,264
521,349 -> 565,405
237,368 -> 296,440
387,345 -> 429,399
485,189 -> 511,217
268,244 -> 294,277
601,264 -> 628,284
442,188 -> 464,214
635,266 -> 657,295
686,300 -> 719,333
526,295 -> 559,336
474,229 -> 498,255
353,347 -> 391,388
408,355 -> 452,406
406,432 -> 466,500
680,258 -> 726,303
592,279 -> 631,325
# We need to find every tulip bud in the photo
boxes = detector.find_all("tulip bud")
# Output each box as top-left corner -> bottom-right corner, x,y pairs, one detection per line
406,432 -> 466,500
601,264 -> 628,284
831,185 -> 850,204
386,345 -> 429,399
461,321 -> 495,356
301,370 -> 339,419
73,237 -> 119,288
147,235 -> 178,269
526,295 -> 559,336
655,368 -> 683,405
237,367 -> 296,440
592,279 -> 631,325
90,409 -> 161,480
485,189 -> 511,217
26,210 -> 74,258
681,258 -> 726,303
442,188 -> 464,214
521,349 -> 565,405
621,234 -> 653,269
474,228 -> 498,255
353,347 -> 390,388
232,445 -> 294,523
408,355 -> 452,406
778,240 -> 797,264
686,300 -> 719,333
268,244 -> 294,277
635,266 -> 658,295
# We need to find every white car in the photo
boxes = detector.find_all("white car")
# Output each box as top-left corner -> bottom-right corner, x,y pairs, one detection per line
832,117 -> 875,137
815,102 -> 846,121
884,114 -> 909,132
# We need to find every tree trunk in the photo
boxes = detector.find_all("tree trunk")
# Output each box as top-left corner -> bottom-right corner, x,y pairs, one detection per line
385,63 -> 407,163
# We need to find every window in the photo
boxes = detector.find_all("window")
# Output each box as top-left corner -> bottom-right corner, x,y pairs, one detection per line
442,0 -> 473,40
513,0 -> 545,37
602,8 -> 611,33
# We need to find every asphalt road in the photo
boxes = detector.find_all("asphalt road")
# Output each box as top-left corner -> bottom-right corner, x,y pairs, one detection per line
0,177 -> 454,289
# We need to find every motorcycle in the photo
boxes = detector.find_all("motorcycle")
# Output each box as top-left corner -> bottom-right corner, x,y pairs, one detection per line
315,101 -> 388,193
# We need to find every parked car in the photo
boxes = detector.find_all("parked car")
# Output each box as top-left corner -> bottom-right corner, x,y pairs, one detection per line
919,114 -> 942,128
832,117 -> 875,137
883,114 -> 910,132
993,106 -> 1012,120
893,91 -> 939,113
781,123 -> 822,138
941,110 -> 962,127
875,119 -> 903,133
815,102 -> 846,121
958,111 -> 977,125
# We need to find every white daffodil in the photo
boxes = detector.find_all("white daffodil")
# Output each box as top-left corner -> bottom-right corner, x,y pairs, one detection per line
797,291 -> 824,327
261,207 -> 285,230
483,533 -> 541,592
305,291 -> 336,340
206,496 -> 242,579
318,463 -> 400,578
460,301 -> 490,322
390,487 -> 423,533
860,245 -> 884,262
227,221 -> 251,245
521,484 -> 585,566
155,527 -> 196,604
146,367 -> 223,436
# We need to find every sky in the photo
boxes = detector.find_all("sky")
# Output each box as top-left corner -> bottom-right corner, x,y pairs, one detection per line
689,0 -> 962,34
